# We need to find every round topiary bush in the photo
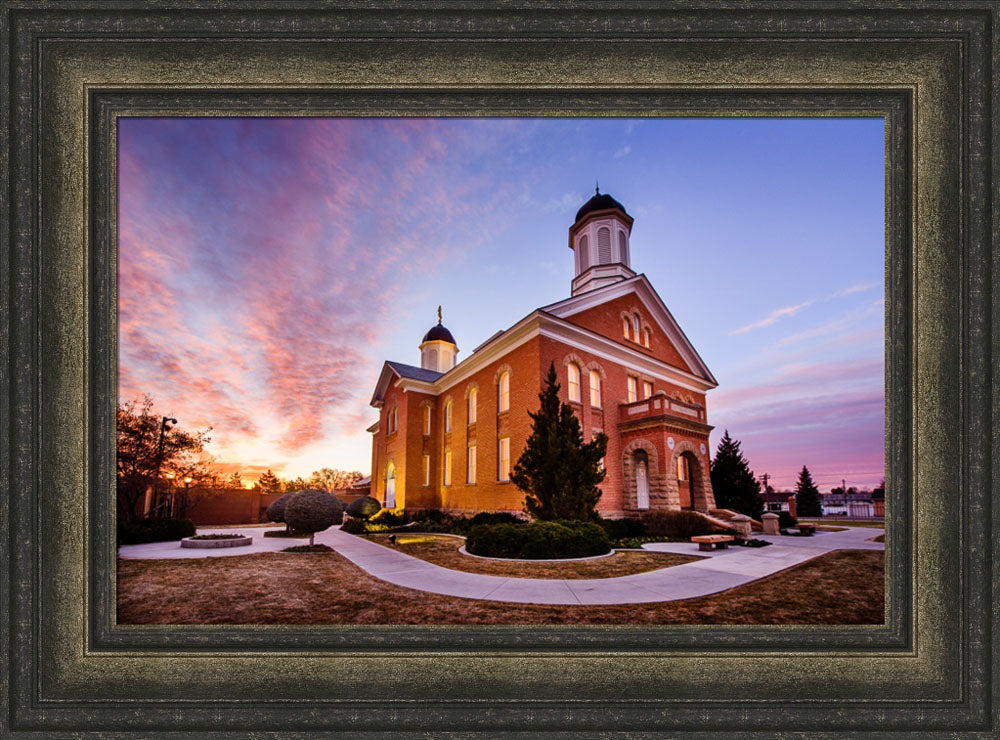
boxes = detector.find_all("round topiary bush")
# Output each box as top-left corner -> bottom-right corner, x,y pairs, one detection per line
465,520 -> 611,560
283,489 -> 345,546
346,495 -> 381,521
340,518 -> 367,535
265,492 -> 296,527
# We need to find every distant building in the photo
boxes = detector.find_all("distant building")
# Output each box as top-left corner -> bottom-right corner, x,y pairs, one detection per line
821,489 -> 885,518
367,189 -> 719,518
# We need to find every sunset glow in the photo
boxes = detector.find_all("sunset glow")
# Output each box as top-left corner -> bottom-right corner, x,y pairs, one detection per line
119,117 -> 884,489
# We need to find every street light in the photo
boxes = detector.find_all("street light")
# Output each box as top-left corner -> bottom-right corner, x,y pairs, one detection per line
151,416 -> 177,515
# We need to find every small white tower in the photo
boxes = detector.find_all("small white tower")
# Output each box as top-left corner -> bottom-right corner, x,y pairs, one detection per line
419,306 -> 459,372
569,186 -> 636,296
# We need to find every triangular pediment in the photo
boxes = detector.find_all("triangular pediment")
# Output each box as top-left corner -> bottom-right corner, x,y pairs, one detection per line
541,275 -> 717,386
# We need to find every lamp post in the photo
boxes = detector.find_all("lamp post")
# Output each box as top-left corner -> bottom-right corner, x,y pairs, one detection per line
151,416 -> 177,515
163,471 -> 175,517
180,476 -> 193,518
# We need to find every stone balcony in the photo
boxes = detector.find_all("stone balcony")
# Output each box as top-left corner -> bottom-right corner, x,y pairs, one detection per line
617,392 -> 709,431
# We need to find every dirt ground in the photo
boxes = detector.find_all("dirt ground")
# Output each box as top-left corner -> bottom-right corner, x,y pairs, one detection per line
117,549 -> 885,625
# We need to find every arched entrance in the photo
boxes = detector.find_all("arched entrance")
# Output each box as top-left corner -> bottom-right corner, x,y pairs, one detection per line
666,440 -> 716,512
634,450 -> 650,510
385,462 -> 396,509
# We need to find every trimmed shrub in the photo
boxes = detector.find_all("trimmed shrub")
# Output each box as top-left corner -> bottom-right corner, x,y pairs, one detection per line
598,517 -> 646,543
641,510 -> 725,539
371,508 -> 403,526
469,511 -> 523,527
345,495 -> 381,521
778,511 -> 798,530
340,518 -> 367,535
117,517 -> 195,545
284,490 -> 344,546
265,492 -> 295,525
465,520 -> 611,560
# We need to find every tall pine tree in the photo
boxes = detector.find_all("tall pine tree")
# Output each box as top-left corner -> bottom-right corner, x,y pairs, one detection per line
709,430 -> 764,520
794,465 -> 823,517
512,363 -> 608,521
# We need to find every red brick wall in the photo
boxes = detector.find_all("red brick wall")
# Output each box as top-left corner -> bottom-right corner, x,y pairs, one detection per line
187,489 -> 285,525
564,293 -> 693,374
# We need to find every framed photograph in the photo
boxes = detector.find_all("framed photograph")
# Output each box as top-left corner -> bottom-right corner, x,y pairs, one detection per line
2,2 -> 995,736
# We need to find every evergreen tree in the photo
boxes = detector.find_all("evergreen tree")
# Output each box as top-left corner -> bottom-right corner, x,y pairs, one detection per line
512,363 -> 608,521
709,430 -> 764,520
794,466 -> 823,517
257,469 -> 282,494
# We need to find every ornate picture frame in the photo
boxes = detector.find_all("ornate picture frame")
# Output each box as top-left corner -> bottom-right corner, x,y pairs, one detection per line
2,2 -> 995,735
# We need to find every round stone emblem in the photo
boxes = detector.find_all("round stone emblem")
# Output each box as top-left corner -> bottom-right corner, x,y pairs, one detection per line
699,443 -> 706,455
667,437 -> 675,450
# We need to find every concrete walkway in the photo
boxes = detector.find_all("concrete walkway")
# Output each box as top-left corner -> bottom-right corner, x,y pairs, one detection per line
118,525 -> 884,605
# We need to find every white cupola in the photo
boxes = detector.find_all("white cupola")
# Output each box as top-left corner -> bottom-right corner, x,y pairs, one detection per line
568,186 -> 636,296
419,306 -> 458,372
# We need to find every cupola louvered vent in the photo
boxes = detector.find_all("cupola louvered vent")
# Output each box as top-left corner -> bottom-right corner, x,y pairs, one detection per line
597,227 -> 612,264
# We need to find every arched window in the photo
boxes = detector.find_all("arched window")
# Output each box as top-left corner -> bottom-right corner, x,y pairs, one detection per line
567,363 -> 581,402
385,462 -> 396,508
597,227 -> 612,264
578,235 -> 590,272
467,388 -> 477,425
618,230 -> 628,264
632,314 -> 641,340
444,400 -> 452,433
423,405 -> 431,435
444,449 -> 452,486
642,327 -> 650,348
622,317 -> 631,340
429,348 -> 438,368
498,371 -> 510,413
634,450 -> 649,510
387,407 -> 397,434
589,370 -> 602,408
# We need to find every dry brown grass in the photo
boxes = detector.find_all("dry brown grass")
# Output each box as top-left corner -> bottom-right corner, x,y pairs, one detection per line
365,534 -> 699,578
869,534 -> 885,543
117,549 -> 884,625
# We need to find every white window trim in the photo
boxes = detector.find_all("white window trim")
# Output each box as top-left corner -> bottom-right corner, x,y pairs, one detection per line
444,401 -> 452,433
498,437 -> 510,481
467,444 -> 477,484
444,450 -> 452,486
627,376 -> 638,403
498,372 -> 510,413
568,363 -> 581,402
589,370 -> 602,408
422,454 -> 430,486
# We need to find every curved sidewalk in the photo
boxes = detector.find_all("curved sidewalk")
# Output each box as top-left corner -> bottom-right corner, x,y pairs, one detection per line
119,524 -> 884,606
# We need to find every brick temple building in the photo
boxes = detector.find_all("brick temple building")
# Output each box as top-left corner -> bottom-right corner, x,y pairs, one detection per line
367,189 -> 718,518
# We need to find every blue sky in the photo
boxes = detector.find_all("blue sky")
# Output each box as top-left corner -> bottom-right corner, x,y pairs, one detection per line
119,116 -> 885,489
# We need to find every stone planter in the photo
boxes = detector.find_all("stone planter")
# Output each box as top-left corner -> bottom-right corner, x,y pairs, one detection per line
180,535 -> 252,549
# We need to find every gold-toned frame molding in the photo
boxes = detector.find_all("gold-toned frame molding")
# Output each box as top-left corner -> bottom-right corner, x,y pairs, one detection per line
2,2 -> 995,735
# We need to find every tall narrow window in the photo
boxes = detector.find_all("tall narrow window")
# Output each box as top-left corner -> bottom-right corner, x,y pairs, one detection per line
423,406 -> 431,435
642,380 -> 653,400
498,437 -> 510,481
388,407 -> 397,433
467,444 -> 477,484
444,400 -> 452,433
627,376 -> 638,403
677,456 -> 689,481
632,314 -> 641,340
642,327 -> 650,348
597,226 -> 612,263
622,317 -> 631,340
467,388 -> 477,425
444,450 -> 452,486
578,235 -> 590,272
498,371 -> 510,413
422,454 -> 430,486
567,363 -> 581,402
589,370 -> 601,408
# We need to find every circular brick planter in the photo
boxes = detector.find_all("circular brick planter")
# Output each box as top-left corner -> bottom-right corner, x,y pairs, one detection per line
180,535 -> 252,549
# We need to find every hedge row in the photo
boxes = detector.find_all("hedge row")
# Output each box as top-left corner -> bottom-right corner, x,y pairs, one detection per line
117,516 -> 195,545
465,520 -> 611,560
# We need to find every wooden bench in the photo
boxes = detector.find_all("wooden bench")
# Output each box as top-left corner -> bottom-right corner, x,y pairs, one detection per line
691,534 -> 735,551
796,524 -> 817,536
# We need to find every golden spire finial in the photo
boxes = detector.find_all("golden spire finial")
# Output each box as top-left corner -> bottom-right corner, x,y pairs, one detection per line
437,305 -> 442,324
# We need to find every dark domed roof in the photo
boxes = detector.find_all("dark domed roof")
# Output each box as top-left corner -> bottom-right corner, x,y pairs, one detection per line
422,323 -> 456,344
575,188 -> 629,223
